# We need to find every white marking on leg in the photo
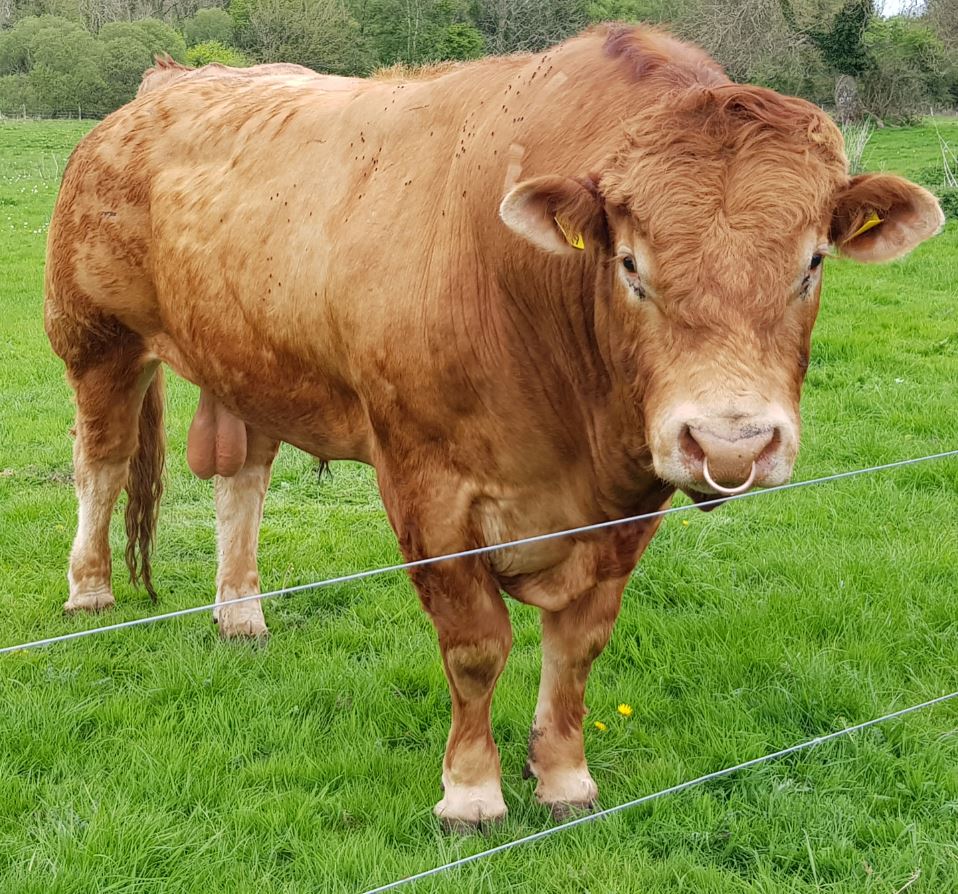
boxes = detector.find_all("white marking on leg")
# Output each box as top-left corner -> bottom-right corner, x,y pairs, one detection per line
214,462 -> 271,639
65,454 -> 127,613
435,776 -> 508,827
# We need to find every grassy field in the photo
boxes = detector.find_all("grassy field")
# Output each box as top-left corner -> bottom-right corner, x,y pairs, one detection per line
1,117 -> 957,894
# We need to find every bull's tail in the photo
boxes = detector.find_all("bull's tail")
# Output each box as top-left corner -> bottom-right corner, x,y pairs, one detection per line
124,368 -> 166,602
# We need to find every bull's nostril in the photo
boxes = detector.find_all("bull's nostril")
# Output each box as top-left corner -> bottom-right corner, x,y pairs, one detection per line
758,428 -> 781,465
680,425 -> 704,463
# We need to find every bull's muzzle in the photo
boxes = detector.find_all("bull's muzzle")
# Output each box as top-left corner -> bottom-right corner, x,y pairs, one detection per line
679,420 -> 781,492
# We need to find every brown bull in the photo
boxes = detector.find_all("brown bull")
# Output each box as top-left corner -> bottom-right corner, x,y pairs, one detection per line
45,24 -> 943,825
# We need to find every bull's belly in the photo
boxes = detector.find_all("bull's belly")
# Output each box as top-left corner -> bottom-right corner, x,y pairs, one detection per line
146,331 -> 372,463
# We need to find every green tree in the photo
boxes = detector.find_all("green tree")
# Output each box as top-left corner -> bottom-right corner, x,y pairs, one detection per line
804,0 -> 873,77
11,0 -> 82,22
98,20 -> 187,62
439,22 -> 485,59
184,8 -> 236,48
229,0 -> 253,30
98,34 -> 152,110
241,0 -> 370,73
0,73 -> 40,114
28,25 -> 107,114
350,0 -> 481,65
862,16 -> 951,121
0,16 -> 83,75
186,40 -> 249,66
130,18 -> 187,61
473,0 -> 589,53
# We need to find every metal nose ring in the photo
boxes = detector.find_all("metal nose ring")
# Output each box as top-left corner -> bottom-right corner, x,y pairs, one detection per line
702,458 -> 757,495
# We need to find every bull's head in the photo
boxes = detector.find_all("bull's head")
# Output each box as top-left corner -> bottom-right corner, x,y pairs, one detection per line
500,87 -> 944,499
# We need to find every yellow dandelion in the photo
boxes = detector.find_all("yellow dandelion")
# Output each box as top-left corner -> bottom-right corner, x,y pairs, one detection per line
681,519 -> 690,527
593,721 -> 607,732
617,703 -> 633,717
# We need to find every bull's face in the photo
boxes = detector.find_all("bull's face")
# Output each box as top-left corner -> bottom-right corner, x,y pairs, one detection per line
500,92 -> 944,497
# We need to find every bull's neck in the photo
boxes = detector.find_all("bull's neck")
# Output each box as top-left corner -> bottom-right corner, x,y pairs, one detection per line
488,259 -> 658,513
425,33 -> 668,509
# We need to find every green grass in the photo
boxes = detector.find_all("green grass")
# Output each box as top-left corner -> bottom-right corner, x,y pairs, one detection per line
1,117 -> 957,894
860,117 -> 958,184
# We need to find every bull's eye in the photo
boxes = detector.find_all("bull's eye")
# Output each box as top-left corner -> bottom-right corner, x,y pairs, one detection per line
618,251 -> 648,300
809,253 -> 823,270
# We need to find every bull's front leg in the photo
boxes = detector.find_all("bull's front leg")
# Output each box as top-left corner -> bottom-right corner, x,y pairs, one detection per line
410,558 -> 513,829
525,575 -> 628,816
525,512 -> 667,816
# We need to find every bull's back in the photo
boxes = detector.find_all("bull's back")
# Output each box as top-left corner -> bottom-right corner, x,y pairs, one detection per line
140,78 -> 431,353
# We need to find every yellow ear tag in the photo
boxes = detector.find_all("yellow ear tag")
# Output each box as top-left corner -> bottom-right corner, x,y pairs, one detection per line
850,210 -> 883,239
554,215 -> 585,250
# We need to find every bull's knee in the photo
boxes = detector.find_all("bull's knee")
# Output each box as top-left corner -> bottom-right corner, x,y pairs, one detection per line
444,640 -> 509,701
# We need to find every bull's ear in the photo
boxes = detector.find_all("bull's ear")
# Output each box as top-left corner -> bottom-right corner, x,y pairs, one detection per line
499,175 -> 604,255
830,173 -> 944,263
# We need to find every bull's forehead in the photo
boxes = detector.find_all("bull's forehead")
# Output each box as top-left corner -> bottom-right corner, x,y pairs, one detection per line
604,90 -> 847,247
630,149 -> 841,238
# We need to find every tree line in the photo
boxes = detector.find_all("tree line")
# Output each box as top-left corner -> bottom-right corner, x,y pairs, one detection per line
0,0 -> 956,122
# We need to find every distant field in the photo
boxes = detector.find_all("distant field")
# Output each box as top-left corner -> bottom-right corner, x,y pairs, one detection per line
0,118 -> 957,893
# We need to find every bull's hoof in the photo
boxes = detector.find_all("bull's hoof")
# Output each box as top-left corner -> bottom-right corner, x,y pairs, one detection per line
532,767 -> 599,820
63,587 -> 115,614
434,783 -> 507,833
214,602 -> 269,640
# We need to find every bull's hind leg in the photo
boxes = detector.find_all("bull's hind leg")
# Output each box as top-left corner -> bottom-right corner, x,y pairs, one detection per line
62,330 -> 162,613
213,426 -> 279,639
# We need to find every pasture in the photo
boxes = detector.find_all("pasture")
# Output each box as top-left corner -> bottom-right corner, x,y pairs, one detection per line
1,118 -> 957,893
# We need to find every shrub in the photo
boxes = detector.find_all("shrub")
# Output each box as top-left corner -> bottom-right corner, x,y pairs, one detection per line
0,16 -> 86,75
861,18 -> 950,123
186,41 -> 249,67
99,19 -> 186,62
242,0 -> 371,73
28,25 -> 107,115
938,189 -> 958,220
438,23 -> 484,60
229,0 -> 252,31
0,73 -> 39,115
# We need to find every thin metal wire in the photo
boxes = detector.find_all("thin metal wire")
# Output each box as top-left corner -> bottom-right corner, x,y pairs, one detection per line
362,688 -> 958,893
1,448 -> 956,656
